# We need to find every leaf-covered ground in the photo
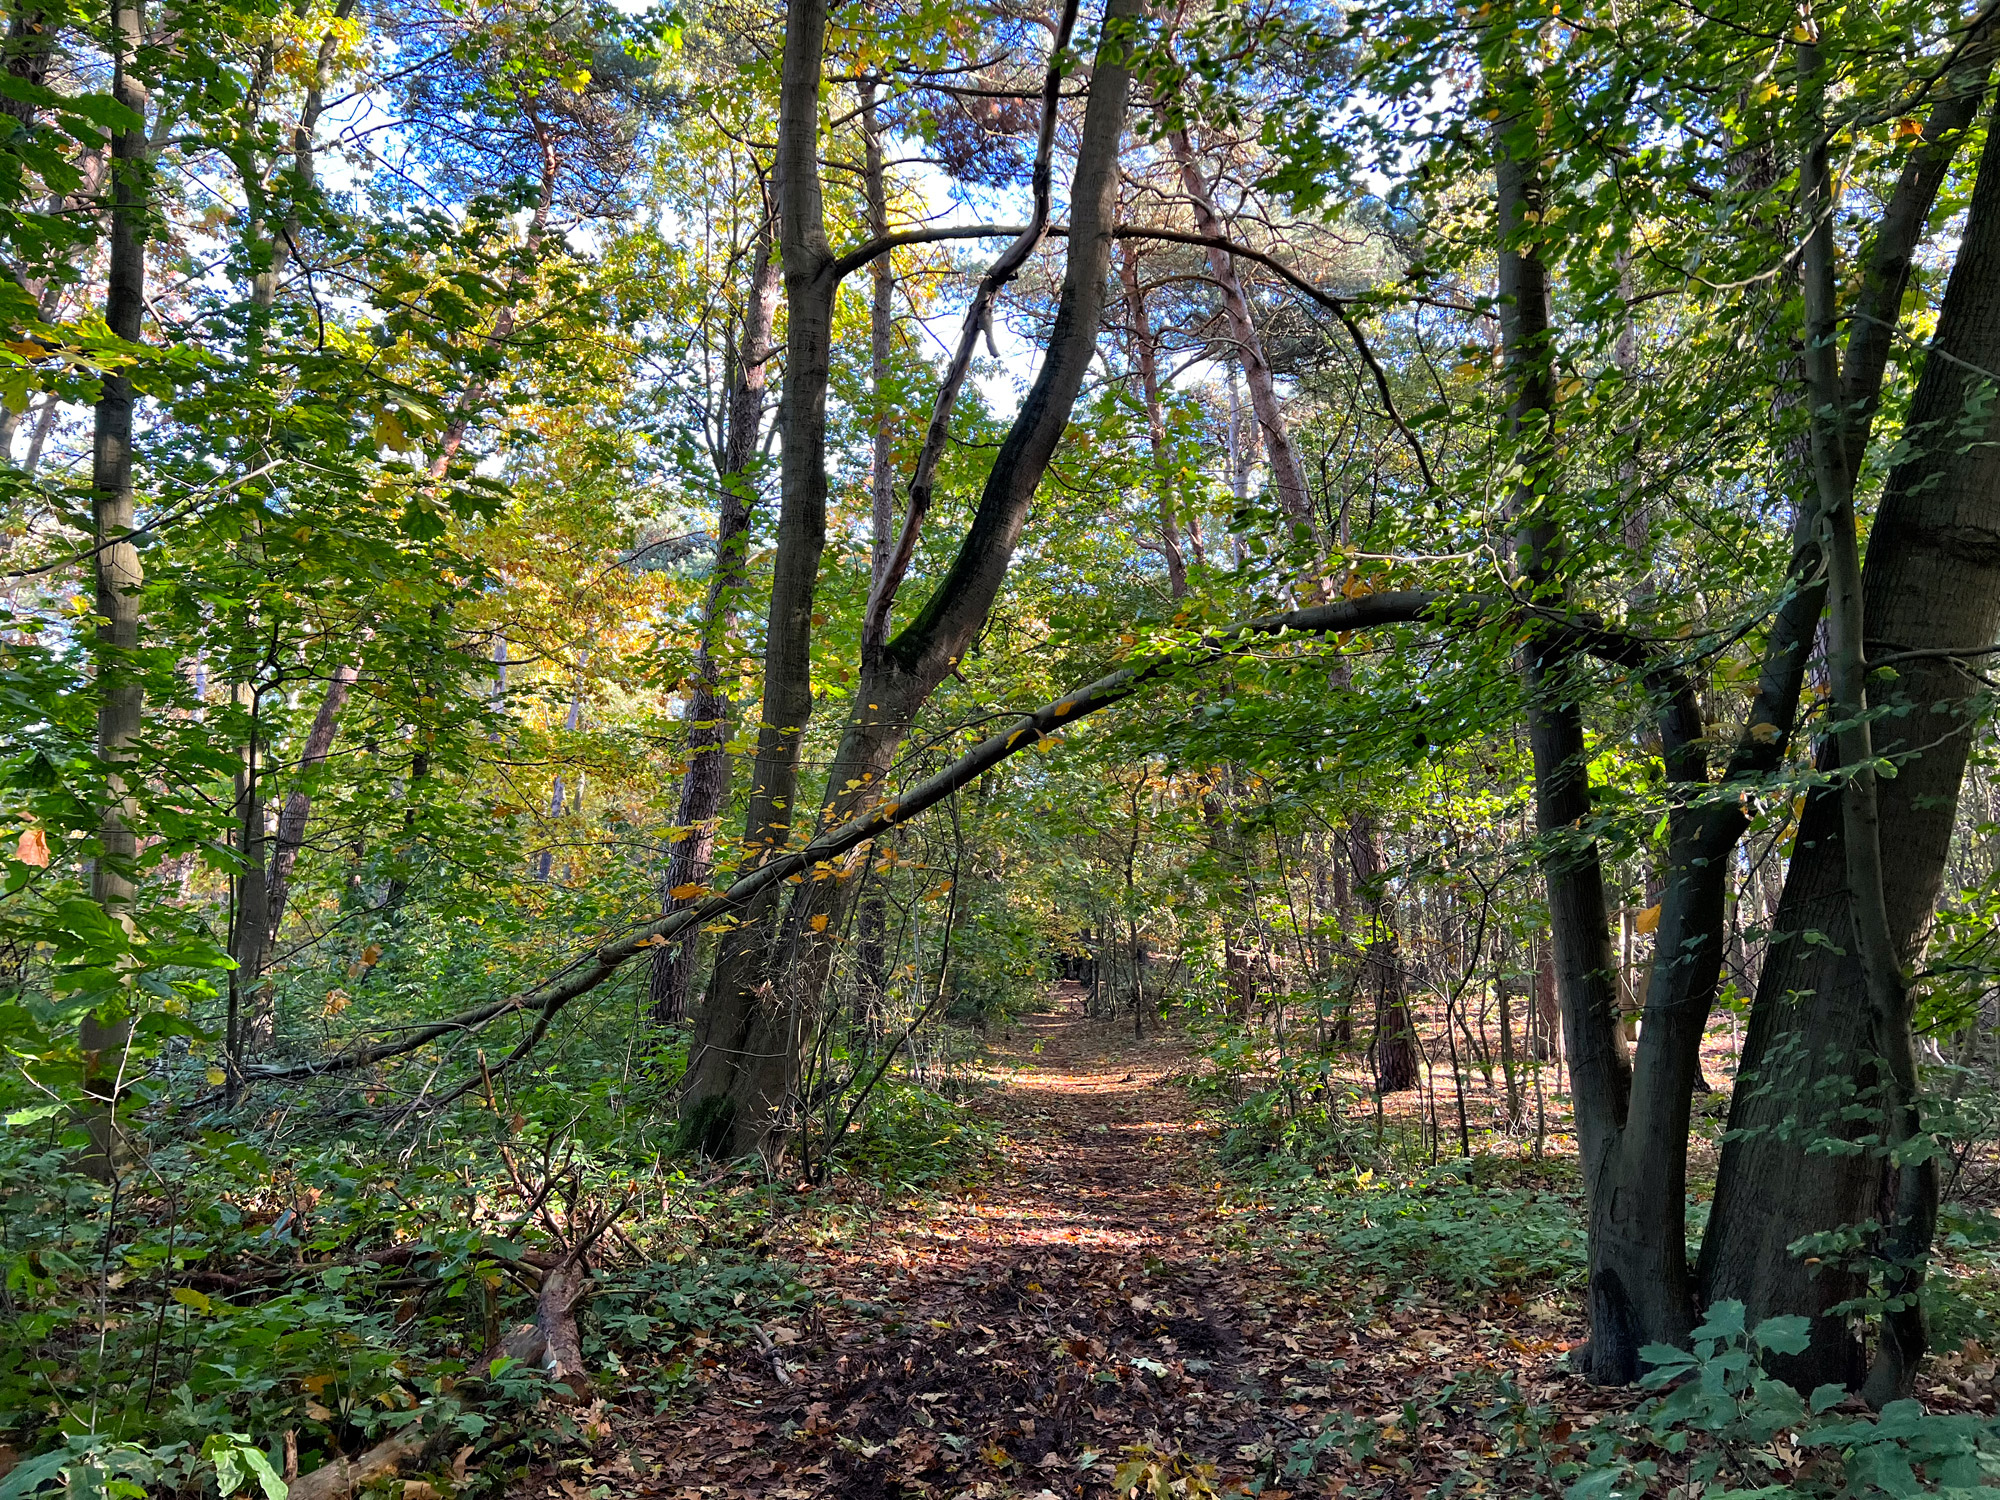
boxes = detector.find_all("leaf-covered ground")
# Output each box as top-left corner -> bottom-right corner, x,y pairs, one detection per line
512,993 -> 1652,1499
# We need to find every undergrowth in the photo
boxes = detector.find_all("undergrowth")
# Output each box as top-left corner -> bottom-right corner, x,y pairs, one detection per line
0,1037 -> 992,1498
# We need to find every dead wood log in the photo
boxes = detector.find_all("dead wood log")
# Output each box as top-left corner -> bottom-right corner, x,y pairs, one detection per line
285,1424 -> 430,1500
286,1253 -> 596,1498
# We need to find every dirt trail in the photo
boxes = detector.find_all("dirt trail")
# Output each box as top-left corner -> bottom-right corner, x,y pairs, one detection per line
582,991 -> 1374,1499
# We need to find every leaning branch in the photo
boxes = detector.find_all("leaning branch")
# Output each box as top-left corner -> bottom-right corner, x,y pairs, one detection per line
827,222 -> 1034,282
246,590 -> 1449,1086
1104,225 -> 1437,489
246,588 -> 1705,1093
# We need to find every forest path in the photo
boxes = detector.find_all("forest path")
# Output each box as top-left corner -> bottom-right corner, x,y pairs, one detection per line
573,988 -> 1377,1500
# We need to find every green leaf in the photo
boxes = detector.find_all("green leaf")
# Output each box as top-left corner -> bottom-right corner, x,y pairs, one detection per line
1637,1342 -> 1696,1370
1750,1314 -> 1810,1356
1691,1300 -> 1745,1342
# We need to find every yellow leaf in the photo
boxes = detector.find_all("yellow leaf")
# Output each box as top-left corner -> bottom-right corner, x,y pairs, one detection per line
15,827 -> 49,867
171,1286 -> 213,1315
1748,721 -> 1781,744
1635,904 -> 1661,935
205,1067 -> 229,1087
301,1372 -> 333,1394
670,883 -> 708,900
809,913 -> 829,932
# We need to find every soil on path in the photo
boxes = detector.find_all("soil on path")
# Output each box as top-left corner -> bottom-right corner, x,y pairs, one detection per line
546,991 -> 1562,1499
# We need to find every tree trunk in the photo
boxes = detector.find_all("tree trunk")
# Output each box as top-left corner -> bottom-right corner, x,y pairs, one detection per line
1165,123 -> 1317,562
1352,815 -> 1417,1092
676,0 -> 850,1154
1701,80 -> 2000,1400
680,0 -> 1142,1158
229,685 -> 271,1062
266,663 -> 358,943
78,0 -> 148,1181
648,209 -> 779,1025
1118,242 -> 1188,597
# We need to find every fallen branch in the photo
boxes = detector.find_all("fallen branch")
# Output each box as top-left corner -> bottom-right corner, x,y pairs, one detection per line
751,1321 -> 794,1386
286,1424 -> 430,1500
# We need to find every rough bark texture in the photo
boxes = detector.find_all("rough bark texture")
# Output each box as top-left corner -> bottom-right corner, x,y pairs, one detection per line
1702,87 -> 2000,1396
1165,126 -> 1316,556
648,216 -> 779,1025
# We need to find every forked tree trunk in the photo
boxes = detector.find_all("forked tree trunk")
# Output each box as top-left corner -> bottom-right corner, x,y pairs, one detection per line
680,0 -> 1144,1158
676,0 -> 861,1155
1493,31 -> 1992,1385
1701,83 -> 2000,1400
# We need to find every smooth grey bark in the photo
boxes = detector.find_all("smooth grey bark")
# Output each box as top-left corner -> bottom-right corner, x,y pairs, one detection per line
1702,76 -> 2000,1399
1483,35 -> 1992,1384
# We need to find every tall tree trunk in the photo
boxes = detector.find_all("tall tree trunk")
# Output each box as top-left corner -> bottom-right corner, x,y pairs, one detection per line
1118,242 -> 1187,597
680,0 -> 1142,1158
236,0 -> 361,959
80,0 -> 148,1180
648,209 -> 779,1025
1353,814 -> 1417,1091
849,82 -> 895,1033
677,0 -> 843,1156
1165,125 -> 1316,561
1701,75 -> 2000,1401
265,663 -> 357,943
228,685 -> 271,1064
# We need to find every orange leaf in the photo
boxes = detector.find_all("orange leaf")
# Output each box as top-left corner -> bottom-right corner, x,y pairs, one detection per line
670,883 -> 708,901
15,828 -> 49,867
809,913 -> 830,932
1634,904 -> 1661,935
